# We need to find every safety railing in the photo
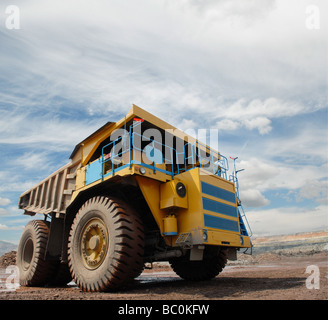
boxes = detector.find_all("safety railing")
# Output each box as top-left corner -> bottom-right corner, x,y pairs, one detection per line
228,157 -> 244,200
87,121 -> 231,184
227,156 -> 252,237
183,141 -> 229,179
238,205 -> 253,237
131,131 -> 176,177
101,135 -> 131,179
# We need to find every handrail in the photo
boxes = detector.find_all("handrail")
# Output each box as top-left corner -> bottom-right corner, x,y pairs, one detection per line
239,204 -> 253,237
228,157 -> 244,200
99,121 -> 231,181
101,135 -> 130,179
184,141 -> 229,178
131,131 -> 176,177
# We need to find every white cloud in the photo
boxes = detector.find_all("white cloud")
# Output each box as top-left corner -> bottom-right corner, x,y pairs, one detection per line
235,156 -> 328,209
234,158 -> 276,207
216,119 -> 240,131
221,98 -> 317,120
0,208 -> 8,216
0,197 -> 11,206
239,158 -> 277,191
240,189 -> 270,207
298,179 -> 328,205
217,116 -> 272,135
177,119 -> 197,132
238,156 -> 328,193
247,205 -> 328,237
0,205 -> 24,217
0,109 -> 104,151
0,224 -> 9,230
265,124 -> 328,165
243,117 -> 272,135
240,189 -> 270,208
0,223 -> 24,231
13,152 -> 51,170
215,98 -> 326,134
0,178 -> 40,194
0,0 -> 326,119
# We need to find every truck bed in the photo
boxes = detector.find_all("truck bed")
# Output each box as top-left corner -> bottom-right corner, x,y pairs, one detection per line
18,161 -> 80,217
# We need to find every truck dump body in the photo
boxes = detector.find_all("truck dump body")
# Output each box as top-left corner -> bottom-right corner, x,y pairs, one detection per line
18,161 -> 80,217
17,104 -> 252,292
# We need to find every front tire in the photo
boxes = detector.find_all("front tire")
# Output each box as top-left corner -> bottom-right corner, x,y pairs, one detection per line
170,246 -> 228,281
68,196 -> 144,292
17,220 -> 56,286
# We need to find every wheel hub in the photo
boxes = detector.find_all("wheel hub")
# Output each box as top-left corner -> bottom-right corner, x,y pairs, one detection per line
89,235 -> 100,251
80,218 -> 108,270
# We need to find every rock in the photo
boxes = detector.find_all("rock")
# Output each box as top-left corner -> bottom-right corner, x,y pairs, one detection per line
0,251 -> 17,268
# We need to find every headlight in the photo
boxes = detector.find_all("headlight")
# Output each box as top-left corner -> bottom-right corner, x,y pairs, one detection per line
176,182 -> 186,198
203,230 -> 208,242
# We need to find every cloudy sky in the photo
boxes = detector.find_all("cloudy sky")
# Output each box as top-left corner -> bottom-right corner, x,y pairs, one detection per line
0,0 -> 327,243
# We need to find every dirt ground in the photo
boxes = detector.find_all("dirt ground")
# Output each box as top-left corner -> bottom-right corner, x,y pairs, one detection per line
0,251 -> 327,300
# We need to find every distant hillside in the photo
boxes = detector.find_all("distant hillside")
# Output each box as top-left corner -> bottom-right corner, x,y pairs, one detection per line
251,230 -> 328,255
0,240 -> 17,256
252,230 -> 328,244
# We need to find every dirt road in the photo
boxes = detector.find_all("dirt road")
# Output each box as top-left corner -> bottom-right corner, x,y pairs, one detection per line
0,252 -> 327,300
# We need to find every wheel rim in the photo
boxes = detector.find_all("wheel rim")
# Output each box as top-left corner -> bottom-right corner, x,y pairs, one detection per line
80,217 -> 108,270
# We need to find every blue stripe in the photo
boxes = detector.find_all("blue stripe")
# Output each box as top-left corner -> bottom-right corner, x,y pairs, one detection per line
201,182 -> 236,204
204,214 -> 240,232
163,232 -> 178,236
202,197 -> 238,218
131,161 -> 174,176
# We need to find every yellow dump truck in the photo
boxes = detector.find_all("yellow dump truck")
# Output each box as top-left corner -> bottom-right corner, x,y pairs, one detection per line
17,105 -> 252,291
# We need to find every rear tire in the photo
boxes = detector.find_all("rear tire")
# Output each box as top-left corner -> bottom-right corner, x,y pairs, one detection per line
17,220 -> 56,286
68,196 -> 144,292
170,246 -> 228,281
